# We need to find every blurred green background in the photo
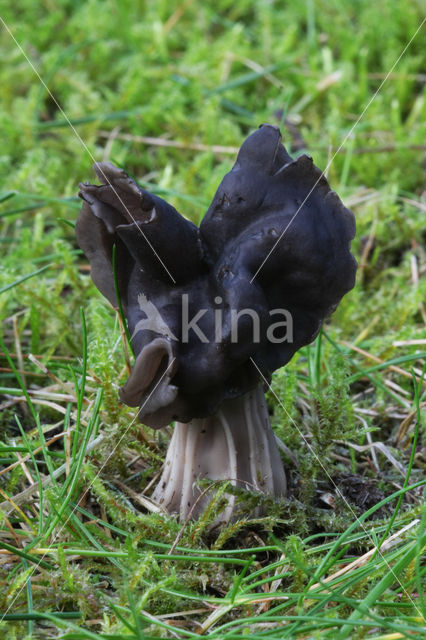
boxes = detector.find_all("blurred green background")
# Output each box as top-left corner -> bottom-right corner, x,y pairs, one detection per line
0,0 -> 424,354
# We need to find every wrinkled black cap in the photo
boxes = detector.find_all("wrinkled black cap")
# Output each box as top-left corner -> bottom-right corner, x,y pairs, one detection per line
76,125 -> 356,428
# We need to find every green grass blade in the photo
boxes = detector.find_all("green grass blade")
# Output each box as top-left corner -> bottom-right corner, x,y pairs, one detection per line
0,264 -> 52,295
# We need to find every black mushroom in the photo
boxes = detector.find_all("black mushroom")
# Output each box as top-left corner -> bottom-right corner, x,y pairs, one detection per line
76,124 -> 357,523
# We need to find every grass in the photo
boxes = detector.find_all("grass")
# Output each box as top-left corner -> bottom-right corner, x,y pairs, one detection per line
0,0 -> 425,637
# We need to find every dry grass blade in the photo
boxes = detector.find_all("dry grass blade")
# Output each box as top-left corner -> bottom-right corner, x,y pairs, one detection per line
0,431 -> 67,477
396,403 -> 426,446
336,440 -> 406,476
98,130 -> 239,155
112,478 -> 164,514
0,434 -> 105,515
308,519 -> 420,592
342,341 -> 426,385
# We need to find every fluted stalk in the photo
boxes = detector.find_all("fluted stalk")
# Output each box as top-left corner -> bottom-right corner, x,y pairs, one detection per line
152,384 -> 286,523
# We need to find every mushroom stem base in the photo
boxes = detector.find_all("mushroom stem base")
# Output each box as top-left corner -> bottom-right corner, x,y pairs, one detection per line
151,384 -> 287,523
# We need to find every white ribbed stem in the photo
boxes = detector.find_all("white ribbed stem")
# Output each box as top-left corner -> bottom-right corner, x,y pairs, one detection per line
151,384 -> 287,523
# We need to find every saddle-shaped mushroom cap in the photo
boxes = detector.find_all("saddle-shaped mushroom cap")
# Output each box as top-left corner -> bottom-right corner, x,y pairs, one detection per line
76,124 -> 356,522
